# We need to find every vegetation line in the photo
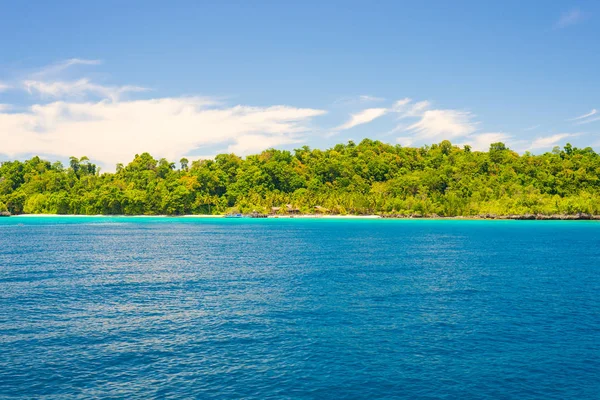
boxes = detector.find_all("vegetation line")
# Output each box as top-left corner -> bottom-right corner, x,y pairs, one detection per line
1,139 -> 599,217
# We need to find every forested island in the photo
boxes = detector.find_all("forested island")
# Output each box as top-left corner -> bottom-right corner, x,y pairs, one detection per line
1,139 -> 599,217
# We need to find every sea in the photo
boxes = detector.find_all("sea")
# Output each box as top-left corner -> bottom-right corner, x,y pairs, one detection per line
0,217 -> 598,399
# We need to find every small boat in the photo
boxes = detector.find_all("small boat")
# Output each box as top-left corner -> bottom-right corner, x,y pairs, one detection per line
0,211 -> 11,217
225,213 -> 243,218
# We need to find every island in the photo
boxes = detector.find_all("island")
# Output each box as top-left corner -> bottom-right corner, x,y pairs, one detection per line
1,139 -> 599,219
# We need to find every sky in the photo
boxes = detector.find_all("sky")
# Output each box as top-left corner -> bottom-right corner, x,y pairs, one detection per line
0,0 -> 599,170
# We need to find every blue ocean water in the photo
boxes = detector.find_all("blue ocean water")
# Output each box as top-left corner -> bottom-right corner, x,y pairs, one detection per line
0,217 -> 599,399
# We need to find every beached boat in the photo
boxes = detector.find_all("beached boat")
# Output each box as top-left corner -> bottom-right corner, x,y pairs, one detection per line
224,213 -> 243,218
0,211 -> 11,217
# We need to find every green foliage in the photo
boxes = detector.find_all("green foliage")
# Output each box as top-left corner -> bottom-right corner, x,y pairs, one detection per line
1,140 -> 599,216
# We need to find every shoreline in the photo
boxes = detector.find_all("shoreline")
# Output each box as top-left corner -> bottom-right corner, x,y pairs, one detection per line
5,213 -> 600,221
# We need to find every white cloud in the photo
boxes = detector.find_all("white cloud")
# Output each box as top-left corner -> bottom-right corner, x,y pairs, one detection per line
406,109 -> 477,140
529,133 -> 578,149
334,107 -> 388,131
402,101 -> 431,117
390,98 -> 412,112
388,98 -> 430,117
23,79 -> 148,102
462,132 -> 512,151
386,98 -> 479,145
569,109 -> 597,121
0,82 -> 10,92
227,134 -> 302,154
555,8 -> 584,29
358,95 -> 385,102
524,124 -> 540,131
0,98 -> 326,169
396,136 -> 414,147
334,98 -> 436,133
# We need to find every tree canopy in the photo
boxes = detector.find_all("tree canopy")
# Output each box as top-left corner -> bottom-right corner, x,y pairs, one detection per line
1,139 -> 599,216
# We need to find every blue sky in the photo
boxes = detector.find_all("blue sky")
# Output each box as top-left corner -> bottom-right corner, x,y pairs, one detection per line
0,0 -> 599,168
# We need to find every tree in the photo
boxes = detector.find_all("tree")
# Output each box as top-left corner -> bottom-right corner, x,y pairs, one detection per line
489,142 -> 508,163
180,158 -> 189,171
440,140 -> 452,155
563,143 -> 573,156
69,157 -> 80,176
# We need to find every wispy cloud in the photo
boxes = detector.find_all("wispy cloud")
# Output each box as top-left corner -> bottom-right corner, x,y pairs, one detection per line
575,116 -> 600,125
31,58 -> 102,78
570,109 -> 600,125
13,58 -> 148,102
529,133 -> 579,149
334,98 -> 435,134
391,98 -> 431,117
555,8 -> 585,29
361,98 -> 480,145
333,95 -> 385,106
406,109 -> 477,140
569,109 -> 597,121
0,82 -> 10,92
334,107 -> 388,131
390,98 -> 412,112
358,95 -> 385,103
23,79 -> 148,102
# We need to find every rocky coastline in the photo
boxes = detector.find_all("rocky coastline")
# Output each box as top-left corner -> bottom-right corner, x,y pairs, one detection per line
380,212 -> 600,220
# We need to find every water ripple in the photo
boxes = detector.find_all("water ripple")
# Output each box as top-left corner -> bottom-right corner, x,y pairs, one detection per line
0,218 -> 599,398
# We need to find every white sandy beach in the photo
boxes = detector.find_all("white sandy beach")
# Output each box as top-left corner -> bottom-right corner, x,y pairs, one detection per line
11,214 -> 382,219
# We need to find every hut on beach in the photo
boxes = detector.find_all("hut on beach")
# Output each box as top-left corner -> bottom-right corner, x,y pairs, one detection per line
314,206 -> 329,214
271,205 -> 301,215
285,204 -> 300,214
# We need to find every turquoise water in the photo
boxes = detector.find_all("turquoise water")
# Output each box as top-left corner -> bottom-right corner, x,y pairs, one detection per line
0,217 -> 599,399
